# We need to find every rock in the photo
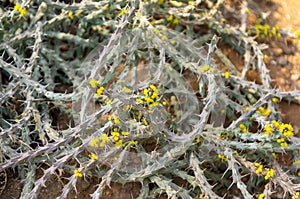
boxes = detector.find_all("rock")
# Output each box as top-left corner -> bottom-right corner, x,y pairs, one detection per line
277,77 -> 286,85
280,67 -> 287,74
291,74 -> 299,81
278,56 -> 288,66
282,45 -> 295,55
273,48 -> 283,56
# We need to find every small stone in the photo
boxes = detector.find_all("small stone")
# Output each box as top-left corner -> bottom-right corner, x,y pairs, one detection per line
280,67 -> 287,74
277,77 -> 286,85
278,56 -> 288,66
291,74 -> 299,81
283,45 -> 294,55
273,48 -> 283,56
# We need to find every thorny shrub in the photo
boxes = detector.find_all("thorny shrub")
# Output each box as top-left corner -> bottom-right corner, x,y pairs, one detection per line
0,0 -> 300,198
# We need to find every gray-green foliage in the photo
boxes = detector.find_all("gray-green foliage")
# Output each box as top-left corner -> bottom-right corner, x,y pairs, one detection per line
0,0 -> 300,198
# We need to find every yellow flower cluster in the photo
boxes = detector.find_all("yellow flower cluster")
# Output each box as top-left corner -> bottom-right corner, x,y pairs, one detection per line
279,123 -> 294,137
254,163 -> 275,180
89,153 -> 98,160
292,192 -> 300,199
254,162 -> 263,174
167,15 -> 179,25
157,0 -> 165,5
129,140 -> 138,145
118,9 -> 128,17
257,193 -> 265,199
239,123 -> 247,133
136,84 -> 161,108
217,154 -> 228,161
201,65 -> 215,73
89,78 -> 104,96
74,169 -> 83,177
14,3 -> 28,17
260,120 -> 294,147
90,133 -> 110,147
108,115 -> 120,125
96,86 -> 104,96
271,97 -> 279,103
224,71 -> 230,79
277,137 -> 288,147
295,31 -> 300,38
256,106 -> 271,117
262,123 -> 273,135
123,86 -> 132,93
251,22 -> 281,39
264,168 -> 275,180
89,79 -> 100,88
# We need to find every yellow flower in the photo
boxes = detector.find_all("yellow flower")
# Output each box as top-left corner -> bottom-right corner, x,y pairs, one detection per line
295,31 -> 300,38
280,142 -> 288,147
136,98 -> 144,104
143,88 -> 149,96
292,160 -> 300,166
115,139 -> 123,147
150,102 -> 159,107
20,8 -> 28,17
96,86 -> 104,96
113,116 -> 120,125
263,54 -> 268,62
121,131 -> 129,136
150,84 -> 157,91
129,140 -> 138,145
142,118 -> 148,126
101,134 -> 110,143
262,123 -> 273,135
118,9 -> 128,17
145,97 -> 154,103
172,18 -> 179,25
162,101 -> 167,106
123,86 -> 131,93
256,107 -> 271,117
90,137 -> 99,147
157,0 -> 164,5
279,123 -> 294,137
14,3 -> 21,12
161,35 -> 167,41
89,153 -> 98,160
272,97 -> 279,103
167,15 -> 173,22
257,193 -> 265,199
201,65 -> 211,72
170,40 -> 176,45
224,71 -> 230,79
272,120 -> 280,129
111,131 -> 120,137
239,123 -> 247,133
264,169 -> 275,180
153,28 -> 160,35
188,1 -> 194,5
254,162 -> 263,174
89,79 -> 100,88
74,169 -> 83,177
151,91 -> 159,99
292,192 -> 300,199
217,154 -> 228,161
106,99 -> 112,105
68,11 -> 74,19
